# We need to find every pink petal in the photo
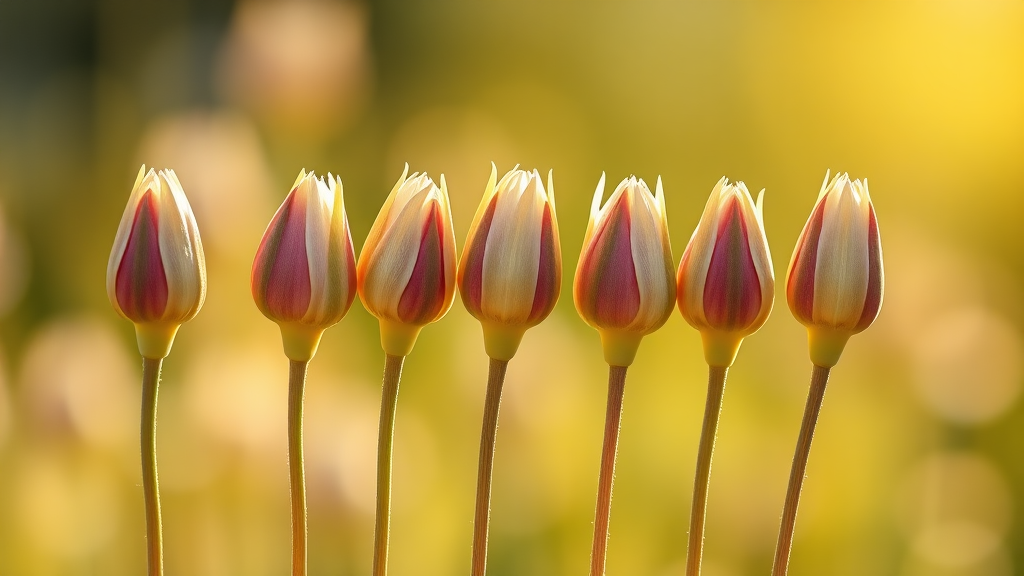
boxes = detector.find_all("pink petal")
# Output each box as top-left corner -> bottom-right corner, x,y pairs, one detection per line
398,203 -> 447,324
855,206 -> 882,331
528,205 -> 560,323
252,190 -> 311,321
576,195 -> 640,329
702,198 -> 762,331
115,190 -> 168,321
459,195 -> 498,318
787,198 -> 826,324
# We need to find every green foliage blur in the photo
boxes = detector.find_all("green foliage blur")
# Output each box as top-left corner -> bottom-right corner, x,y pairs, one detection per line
0,1 -> 1022,575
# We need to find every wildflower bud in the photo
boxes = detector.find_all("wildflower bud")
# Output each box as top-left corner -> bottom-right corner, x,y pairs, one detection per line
458,164 -> 561,361
787,171 -> 883,367
252,170 -> 357,361
107,166 -> 207,359
357,165 -> 457,357
574,174 -> 675,367
677,177 -> 774,367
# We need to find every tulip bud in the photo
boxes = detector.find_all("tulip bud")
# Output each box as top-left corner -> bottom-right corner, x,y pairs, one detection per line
358,165 -> 457,357
107,166 -> 207,359
252,170 -> 357,361
677,177 -> 775,367
574,174 -> 675,367
786,171 -> 883,367
458,164 -> 561,361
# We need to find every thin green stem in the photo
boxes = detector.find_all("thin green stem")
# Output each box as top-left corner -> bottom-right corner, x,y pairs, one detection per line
471,357 -> 510,576
140,357 -> 164,576
288,360 -> 310,576
373,354 -> 406,576
590,364 -> 628,576
771,364 -> 831,576
684,365 -> 728,576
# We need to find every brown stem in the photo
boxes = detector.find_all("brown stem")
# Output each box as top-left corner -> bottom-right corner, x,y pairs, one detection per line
771,364 -> 831,576
590,365 -> 628,576
288,360 -> 310,576
470,358 -> 510,576
373,354 -> 406,576
684,365 -> 728,576
140,357 -> 164,576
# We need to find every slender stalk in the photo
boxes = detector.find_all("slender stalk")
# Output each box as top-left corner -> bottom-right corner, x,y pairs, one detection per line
684,366 -> 728,576
373,354 -> 406,576
471,358 -> 510,576
590,365 -> 628,576
771,364 -> 831,576
140,357 -> 164,576
288,360 -> 310,576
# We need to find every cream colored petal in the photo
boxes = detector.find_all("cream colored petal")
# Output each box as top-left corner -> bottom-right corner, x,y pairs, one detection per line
464,163 -> 499,250
628,184 -> 673,333
481,171 -> 544,323
438,175 -> 458,317
740,186 -> 775,329
679,177 -> 728,327
302,174 -> 333,323
813,178 -> 870,328
360,164 -> 409,265
156,170 -> 205,323
362,188 -> 432,319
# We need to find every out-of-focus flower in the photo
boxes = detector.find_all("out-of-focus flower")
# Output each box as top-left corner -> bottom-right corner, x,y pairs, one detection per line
787,171 -> 883,367
574,174 -> 675,367
459,164 -> 561,360
677,177 -> 774,367
107,166 -> 206,359
252,170 -> 357,361
358,165 -> 457,357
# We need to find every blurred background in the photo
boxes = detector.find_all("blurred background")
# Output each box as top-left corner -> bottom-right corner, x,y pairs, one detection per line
0,0 -> 1021,574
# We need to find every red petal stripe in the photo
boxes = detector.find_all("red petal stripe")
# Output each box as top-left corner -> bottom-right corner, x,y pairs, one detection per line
855,206 -> 882,331
528,205 -> 560,323
459,195 -> 498,318
255,190 -> 312,321
786,198 -> 826,324
702,198 -> 761,331
115,191 -> 169,321
398,203 -> 447,324
576,196 -> 640,329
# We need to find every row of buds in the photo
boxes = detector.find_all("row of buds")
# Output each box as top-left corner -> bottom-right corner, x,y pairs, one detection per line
109,164 -> 882,368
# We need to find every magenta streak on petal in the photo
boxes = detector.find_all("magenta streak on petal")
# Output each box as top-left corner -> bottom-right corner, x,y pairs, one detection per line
786,199 -> 826,324
398,204 -> 446,325
528,206 -> 560,323
578,196 -> 640,329
855,207 -> 882,331
460,196 -> 498,318
115,191 -> 169,322
703,199 -> 762,331
262,191 -> 312,321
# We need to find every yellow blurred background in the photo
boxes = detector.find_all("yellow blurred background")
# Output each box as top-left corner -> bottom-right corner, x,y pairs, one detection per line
0,1 -> 1022,575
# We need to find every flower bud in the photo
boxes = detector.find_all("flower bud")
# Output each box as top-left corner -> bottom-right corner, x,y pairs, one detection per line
357,165 -> 457,356
252,170 -> 357,361
459,164 -> 561,361
787,171 -> 883,367
574,174 -> 675,367
107,166 -> 207,359
677,177 -> 774,367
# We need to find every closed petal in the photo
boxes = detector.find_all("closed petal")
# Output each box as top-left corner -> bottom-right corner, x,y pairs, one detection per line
115,190 -> 168,321
397,203 -> 447,324
361,188 -> 432,319
575,194 -> 640,329
813,177 -> 870,328
628,183 -> 674,333
157,170 -> 206,322
701,197 -> 761,331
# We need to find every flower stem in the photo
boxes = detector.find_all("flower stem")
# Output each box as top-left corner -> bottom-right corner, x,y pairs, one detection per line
288,359 -> 310,576
471,357 -> 510,576
684,365 -> 728,576
590,365 -> 628,576
140,357 -> 164,576
771,364 -> 831,576
373,354 -> 405,576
